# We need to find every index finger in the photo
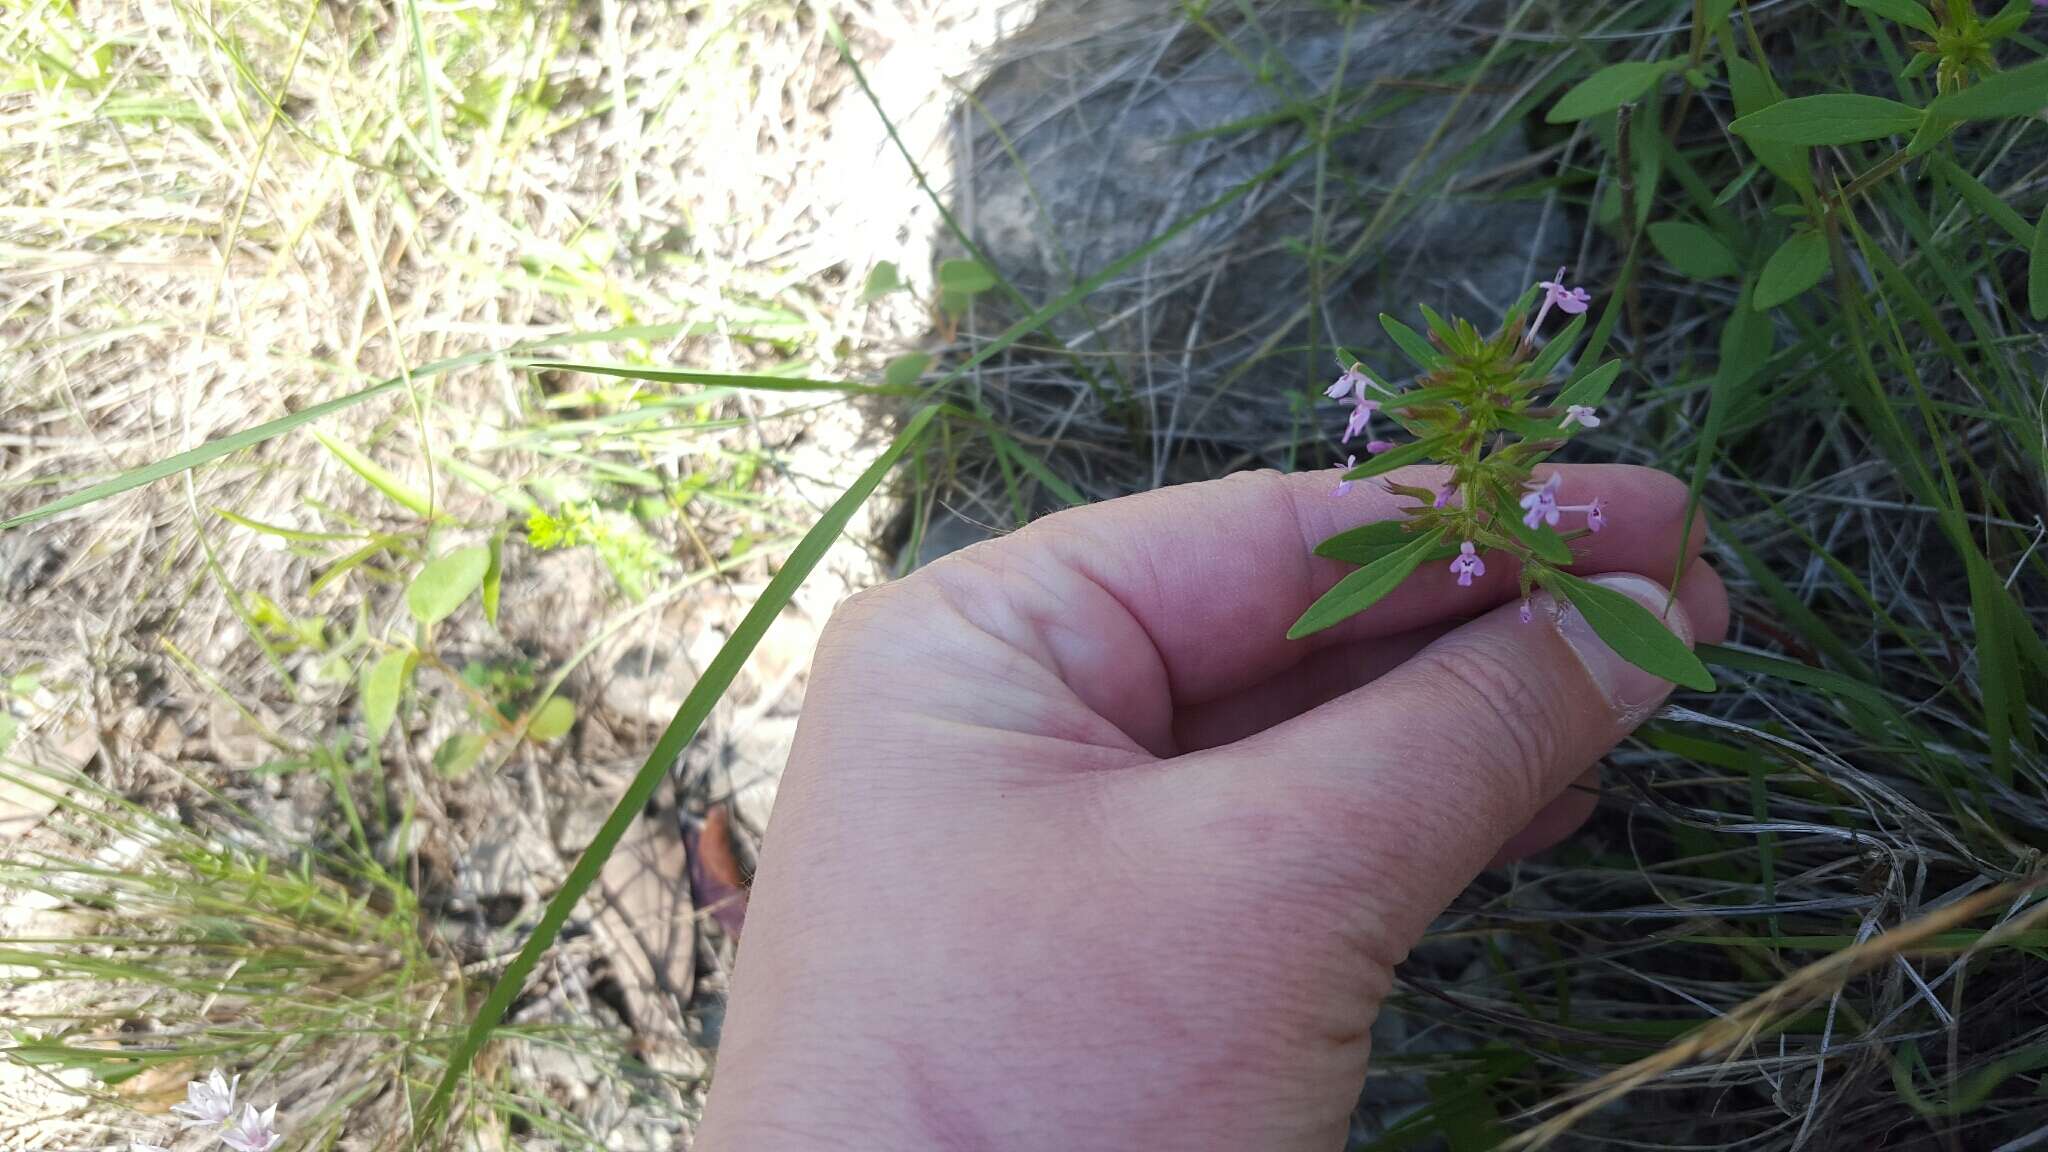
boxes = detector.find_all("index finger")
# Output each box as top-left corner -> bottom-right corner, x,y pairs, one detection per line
1014,463 -> 1706,708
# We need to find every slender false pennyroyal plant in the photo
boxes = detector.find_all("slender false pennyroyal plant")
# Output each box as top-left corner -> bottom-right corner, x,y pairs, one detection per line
1292,267 -> 1714,692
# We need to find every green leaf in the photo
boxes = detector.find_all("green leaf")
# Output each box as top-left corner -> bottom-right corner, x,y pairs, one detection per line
1729,94 -> 1923,145
1500,499 -> 1574,565
1754,230 -> 1830,310
1341,437 -> 1440,481
937,258 -> 997,295
1548,572 -> 1715,691
1985,0 -> 2033,37
883,352 -> 932,388
1648,220 -> 1741,279
1927,58 -> 2048,121
860,261 -> 901,301
1289,529 -> 1444,639
482,528 -> 505,627
1500,412 -> 1568,441
527,697 -> 575,742
1931,154 -> 2033,242
362,649 -> 414,744
1378,313 -> 1443,369
1554,359 -> 1623,410
1845,0 -> 1937,33
1523,313 -> 1586,381
524,361 -> 918,397
1719,280 -> 1773,390
418,404 -> 944,1136
1724,57 -> 1813,195
1314,519 -> 1416,565
2031,204 -> 2048,322
1545,59 -> 1683,123
313,430 -> 434,518
1697,644 -> 1889,711
1380,385 -> 1461,410
406,546 -> 491,625
434,732 -> 487,778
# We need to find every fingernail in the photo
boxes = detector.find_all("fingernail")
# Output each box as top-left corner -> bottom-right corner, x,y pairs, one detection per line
1553,573 -> 1693,716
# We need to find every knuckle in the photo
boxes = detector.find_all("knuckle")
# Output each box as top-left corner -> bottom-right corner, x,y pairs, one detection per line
1413,642 -> 1561,811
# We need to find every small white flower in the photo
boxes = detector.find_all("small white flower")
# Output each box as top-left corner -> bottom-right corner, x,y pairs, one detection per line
170,1068 -> 238,1126
1561,404 -> 1601,429
220,1103 -> 283,1152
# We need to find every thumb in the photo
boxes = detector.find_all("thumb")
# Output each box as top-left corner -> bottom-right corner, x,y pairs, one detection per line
1195,572 -> 1696,956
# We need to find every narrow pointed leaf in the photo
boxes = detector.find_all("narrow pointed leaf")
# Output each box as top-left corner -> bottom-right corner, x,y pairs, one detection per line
1927,59 -> 2048,122
1523,314 -> 1586,381
313,430 -> 434,518
1289,529 -> 1445,639
1549,571 -> 1715,691
1314,519 -> 1417,565
418,405 -> 943,1136
1554,360 -> 1623,410
1845,0 -> 1938,33
482,528 -> 505,626
1500,499 -> 1574,565
1730,94 -> 1922,145
2031,205 -> 2048,322
1379,314 -> 1443,369
1342,437 -> 1440,481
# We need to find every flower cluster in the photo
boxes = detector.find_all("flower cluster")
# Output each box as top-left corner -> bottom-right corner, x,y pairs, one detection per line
1321,266 -> 1615,619
136,1070 -> 284,1152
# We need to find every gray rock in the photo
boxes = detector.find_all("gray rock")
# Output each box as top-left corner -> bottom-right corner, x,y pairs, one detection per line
951,0 -> 1566,493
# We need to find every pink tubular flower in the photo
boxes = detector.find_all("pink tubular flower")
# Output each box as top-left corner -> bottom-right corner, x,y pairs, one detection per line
1365,439 -> 1394,454
172,1069 -> 238,1127
1433,484 -> 1454,509
220,1104 -> 283,1152
1551,493 -> 1608,532
1325,366 -> 1371,403
1343,399 -> 1380,444
1561,404 -> 1600,429
1519,473 -> 1562,529
1333,455 -> 1357,498
1449,541 -> 1486,586
1519,598 -> 1534,624
1529,266 -> 1593,336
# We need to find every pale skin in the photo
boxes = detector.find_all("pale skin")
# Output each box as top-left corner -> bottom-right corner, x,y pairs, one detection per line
698,464 -> 1730,1151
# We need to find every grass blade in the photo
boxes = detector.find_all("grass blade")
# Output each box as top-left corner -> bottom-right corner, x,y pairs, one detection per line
416,405 -> 942,1136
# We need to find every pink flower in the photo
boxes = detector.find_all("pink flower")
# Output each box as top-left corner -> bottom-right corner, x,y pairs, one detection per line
1583,496 -> 1607,532
1519,473 -> 1562,529
1326,366 -> 1372,403
1334,455 -> 1357,497
1449,541 -> 1486,586
220,1103 -> 283,1152
1530,266 -> 1593,335
1329,367 -> 1383,444
1365,439 -> 1394,454
1561,404 -> 1600,429
172,1069 -> 238,1127
1342,399 -> 1380,444
1433,485 -> 1454,509
1519,599 -> 1534,624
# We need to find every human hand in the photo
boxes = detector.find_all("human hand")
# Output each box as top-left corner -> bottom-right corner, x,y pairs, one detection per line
697,465 -> 1729,1151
